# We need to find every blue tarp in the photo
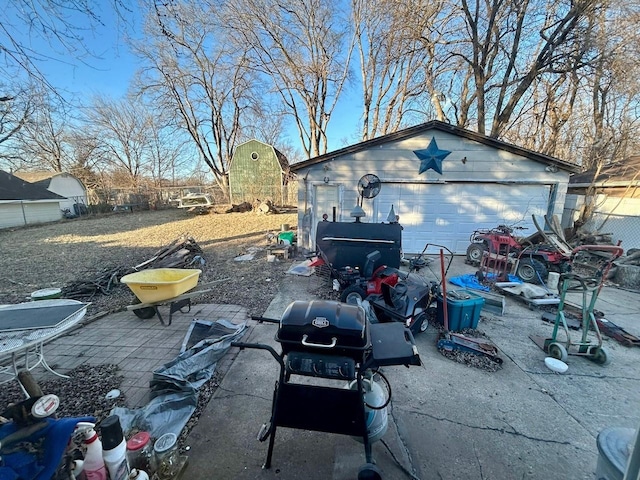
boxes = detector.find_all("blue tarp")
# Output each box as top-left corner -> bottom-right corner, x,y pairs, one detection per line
449,274 -> 522,292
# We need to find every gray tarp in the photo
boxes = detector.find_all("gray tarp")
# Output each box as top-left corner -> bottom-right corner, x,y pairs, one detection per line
111,319 -> 247,438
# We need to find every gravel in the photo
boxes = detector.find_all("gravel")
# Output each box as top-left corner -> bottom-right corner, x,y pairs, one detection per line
0,364 -> 126,423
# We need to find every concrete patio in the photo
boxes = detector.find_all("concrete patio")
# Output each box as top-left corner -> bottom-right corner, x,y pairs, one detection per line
6,256 -> 640,480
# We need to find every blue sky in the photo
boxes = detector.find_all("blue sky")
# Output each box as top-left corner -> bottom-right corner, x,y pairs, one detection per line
4,2 -> 360,154
23,4 -> 140,100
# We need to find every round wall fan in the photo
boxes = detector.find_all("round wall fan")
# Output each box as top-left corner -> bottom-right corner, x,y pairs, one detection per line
357,174 -> 382,200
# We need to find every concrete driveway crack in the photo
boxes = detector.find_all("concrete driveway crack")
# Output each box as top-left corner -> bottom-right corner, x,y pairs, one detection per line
401,407 -> 572,445
388,402 -> 422,479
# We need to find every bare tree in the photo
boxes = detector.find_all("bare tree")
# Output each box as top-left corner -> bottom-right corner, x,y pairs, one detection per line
438,0 -> 602,137
135,1 -> 261,192
65,132 -> 106,189
146,122 -> 190,187
224,0 -> 353,158
0,1 -> 130,90
85,96 -> 153,188
10,89 -> 73,172
0,84 -> 35,168
352,0 -> 445,140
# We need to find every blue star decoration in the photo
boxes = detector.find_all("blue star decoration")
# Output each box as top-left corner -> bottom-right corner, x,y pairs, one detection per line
413,137 -> 452,175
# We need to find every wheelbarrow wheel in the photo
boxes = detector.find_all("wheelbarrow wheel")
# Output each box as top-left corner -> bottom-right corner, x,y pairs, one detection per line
548,342 -> 568,362
358,463 -> 382,480
591,347 -> 610,366
131,299 -> 156,319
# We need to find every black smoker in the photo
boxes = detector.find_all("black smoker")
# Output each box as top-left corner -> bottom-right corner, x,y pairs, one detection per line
315,220 -> 402,273
233,300 -> 421,480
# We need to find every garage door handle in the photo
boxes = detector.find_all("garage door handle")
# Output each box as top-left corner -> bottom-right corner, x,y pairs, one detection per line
302,335 -> 337,349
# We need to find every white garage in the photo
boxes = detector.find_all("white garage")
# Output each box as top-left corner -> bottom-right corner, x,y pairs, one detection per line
292,121 -> 578,255
0,170 -> 65,229
13,171 -> 88,213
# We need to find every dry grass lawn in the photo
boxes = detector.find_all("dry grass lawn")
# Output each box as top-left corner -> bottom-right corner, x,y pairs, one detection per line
0,207 -> 299,317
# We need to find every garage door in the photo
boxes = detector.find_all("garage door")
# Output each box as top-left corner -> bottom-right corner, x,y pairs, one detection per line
374,183 -> 551,254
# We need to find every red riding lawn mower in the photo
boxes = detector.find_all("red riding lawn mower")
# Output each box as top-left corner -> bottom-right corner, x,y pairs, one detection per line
465,224 -> 571,284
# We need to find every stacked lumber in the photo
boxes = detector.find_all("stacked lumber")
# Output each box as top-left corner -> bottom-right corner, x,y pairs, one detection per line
133,235 -> 204,269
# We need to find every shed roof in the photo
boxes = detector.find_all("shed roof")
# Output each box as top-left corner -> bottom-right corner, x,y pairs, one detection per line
290,120 -> 580,173
234,139 -> 291,173
12,170 -> 58,183
569,156 -> 640,187
0,170 -> 66,201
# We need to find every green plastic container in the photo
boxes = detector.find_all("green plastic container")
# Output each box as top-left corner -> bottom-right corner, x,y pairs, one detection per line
30,288 -> 63,301
436,289 -> 485,332
278,231 -> 295,245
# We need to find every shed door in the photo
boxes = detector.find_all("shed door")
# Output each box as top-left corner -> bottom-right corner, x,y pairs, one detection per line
376,183 -> 551,254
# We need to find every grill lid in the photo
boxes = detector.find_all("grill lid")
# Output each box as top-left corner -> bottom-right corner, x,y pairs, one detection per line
276,300 -> 369,352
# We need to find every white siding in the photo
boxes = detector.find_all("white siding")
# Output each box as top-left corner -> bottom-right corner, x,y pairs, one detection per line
311,183 -> 342,245
48,175 -> 87,211
375,183 -> 550,254
563,194 -> 640,250
296,128 -> 571,252
0,201 -> 62,229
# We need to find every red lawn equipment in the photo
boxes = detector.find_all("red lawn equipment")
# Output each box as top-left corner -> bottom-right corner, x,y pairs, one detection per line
310,250 -> 401,304
365,244 -> 450,335
465,218 -> 572,284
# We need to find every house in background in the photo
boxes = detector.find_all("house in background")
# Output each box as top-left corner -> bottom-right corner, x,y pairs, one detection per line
13,171 -> 88,213
0,170 -> 66,229
563,155 -> 640,250
290,120 -> 579,254
228,139 -> 293,205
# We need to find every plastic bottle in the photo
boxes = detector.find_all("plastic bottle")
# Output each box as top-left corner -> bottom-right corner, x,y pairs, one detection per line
100,415 -> 130,480
76,422 -> 107,480
128,468 -> 149,480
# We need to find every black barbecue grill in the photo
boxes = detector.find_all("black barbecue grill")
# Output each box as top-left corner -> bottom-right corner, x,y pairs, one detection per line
233,300 -> 421,480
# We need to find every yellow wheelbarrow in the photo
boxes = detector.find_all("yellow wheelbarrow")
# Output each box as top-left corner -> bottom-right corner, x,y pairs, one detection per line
120,268 -> 213,326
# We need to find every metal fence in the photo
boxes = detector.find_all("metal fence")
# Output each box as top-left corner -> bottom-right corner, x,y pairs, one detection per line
581,211 -> 640,252
85,181 -> 298,212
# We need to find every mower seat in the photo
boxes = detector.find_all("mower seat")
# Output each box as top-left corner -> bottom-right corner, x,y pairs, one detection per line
363,250 -> 382,279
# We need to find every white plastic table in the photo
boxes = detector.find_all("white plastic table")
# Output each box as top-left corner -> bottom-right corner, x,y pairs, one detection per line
0,299 -> 89,396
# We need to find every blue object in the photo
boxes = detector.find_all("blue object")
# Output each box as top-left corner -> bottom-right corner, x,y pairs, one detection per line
0,416 -> 95,480
413,137 -> 452,175
436,289 -> 485,331
449,274 -> 522,292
